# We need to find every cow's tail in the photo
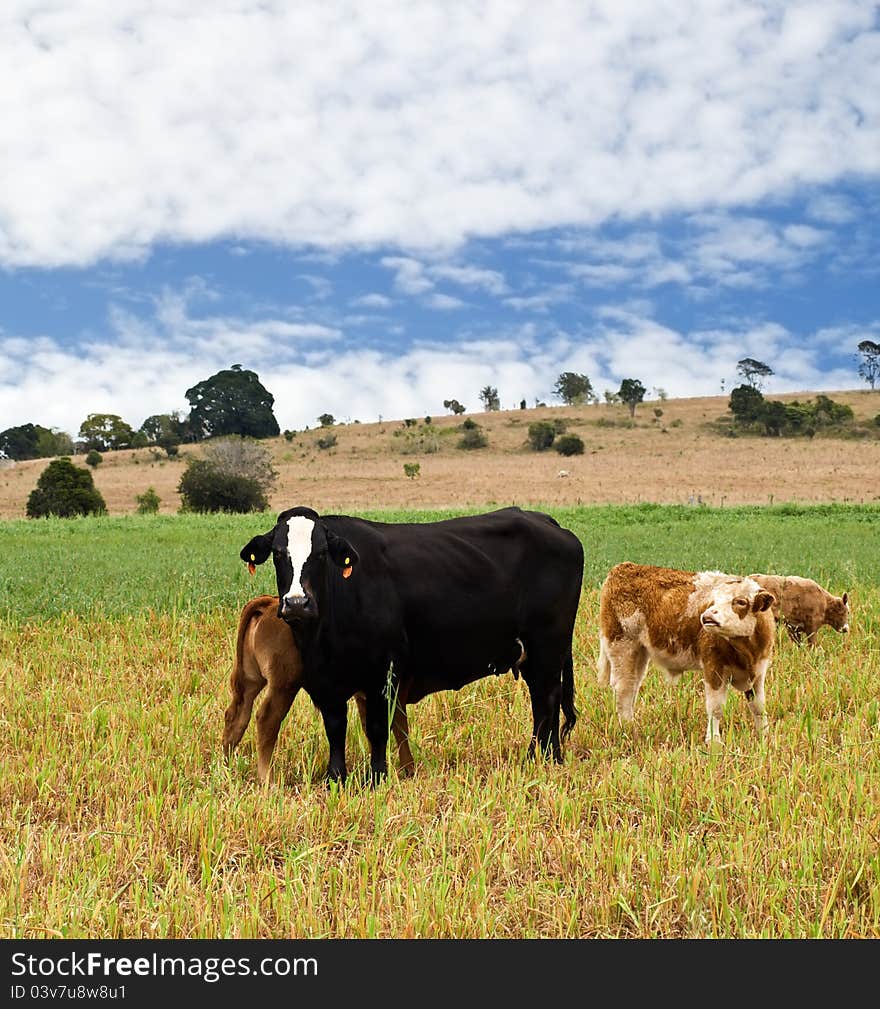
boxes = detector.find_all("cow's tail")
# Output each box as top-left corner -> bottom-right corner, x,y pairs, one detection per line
560,649 -> 578,742
597,635 -> 611,687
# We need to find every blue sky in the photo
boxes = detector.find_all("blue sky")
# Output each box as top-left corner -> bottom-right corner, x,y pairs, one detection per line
1,2 -> 878,436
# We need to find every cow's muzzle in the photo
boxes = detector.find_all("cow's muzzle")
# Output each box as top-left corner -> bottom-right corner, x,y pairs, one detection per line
279,593 -> 315,620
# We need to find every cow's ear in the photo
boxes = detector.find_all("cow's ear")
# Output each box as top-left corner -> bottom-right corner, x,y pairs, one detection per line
842,592 -> 848,605
326,529 -> 359,571
753,590 -> 775,613
240,532 -> 274,567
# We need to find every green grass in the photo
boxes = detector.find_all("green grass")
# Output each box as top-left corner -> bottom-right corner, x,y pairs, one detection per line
1,504 -> 878,937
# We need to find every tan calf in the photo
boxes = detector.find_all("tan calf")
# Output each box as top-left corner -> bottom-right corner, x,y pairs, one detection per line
598,563 -> 776,743
749,574 -> 849,647
222,596 -> 414,783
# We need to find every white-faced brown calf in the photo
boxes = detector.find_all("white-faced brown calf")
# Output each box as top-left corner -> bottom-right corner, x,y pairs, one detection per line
222,595 -> 414,783
598,563 -> 777,743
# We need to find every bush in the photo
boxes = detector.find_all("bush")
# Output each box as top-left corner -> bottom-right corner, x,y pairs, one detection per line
177,459 -> 268,513
527,421 -> 556,451
135,487 -> 161,514
554,434 -> 584,456
318,414 -> 335,427
461,418 -> 478,431
26,458 -> 107,518
403,462 -> 421,480
317,433 -> 338,450
552,419 -> 568,435
458,426 -> 488,450
85,449 -> 103,468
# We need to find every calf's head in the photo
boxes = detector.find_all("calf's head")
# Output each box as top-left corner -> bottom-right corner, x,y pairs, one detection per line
699,579 -> 776,638
240,506 -> 359,622
826,592 -> 850,633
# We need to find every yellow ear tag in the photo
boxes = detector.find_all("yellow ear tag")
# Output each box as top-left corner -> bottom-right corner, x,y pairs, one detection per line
342,566 -> 353,579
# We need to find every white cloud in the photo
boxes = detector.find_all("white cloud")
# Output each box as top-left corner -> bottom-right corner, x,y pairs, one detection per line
351,293 -> 392,308
0,2 -> 876,267
424,293 -> 465,310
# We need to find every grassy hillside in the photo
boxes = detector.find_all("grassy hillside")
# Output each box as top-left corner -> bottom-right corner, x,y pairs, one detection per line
2,388 -> 879,518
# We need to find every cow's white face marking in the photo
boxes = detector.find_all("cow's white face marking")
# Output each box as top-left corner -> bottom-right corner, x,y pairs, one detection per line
698,577 -> 764,638
282,516 -> 315,604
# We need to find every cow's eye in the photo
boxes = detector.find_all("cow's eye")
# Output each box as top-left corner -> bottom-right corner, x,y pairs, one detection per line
733,597 -> 747,607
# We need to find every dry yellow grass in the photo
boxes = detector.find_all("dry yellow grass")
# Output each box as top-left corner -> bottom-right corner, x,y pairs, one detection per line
2,389 -> 879,519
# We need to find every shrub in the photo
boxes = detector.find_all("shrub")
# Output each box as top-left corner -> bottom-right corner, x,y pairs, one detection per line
527,421 -> 556,451
461,418 -> 478,431
555,434 -> 584,456
458,426 -> 488,450
85,449 -> 103,468
283,429 -> 296,441
403,462 -> 421,480
552,419 -> 568,435
318,414 -> 335,427
26,458 -> 107,518
317,433 -> 338,450
135,487 -> 161,514
177,459 -> 267,513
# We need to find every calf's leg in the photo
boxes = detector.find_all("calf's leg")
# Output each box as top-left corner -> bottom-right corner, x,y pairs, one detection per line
255,683 -> 299,784
603,637 -> 649,725
703,679 -> 729,744
222,667 -> 265,760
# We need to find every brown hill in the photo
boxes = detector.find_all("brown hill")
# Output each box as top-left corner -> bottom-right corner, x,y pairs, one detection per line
2,389 -> 878,519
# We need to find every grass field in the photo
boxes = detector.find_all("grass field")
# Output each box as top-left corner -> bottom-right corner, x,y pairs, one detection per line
2,505 -> 878,937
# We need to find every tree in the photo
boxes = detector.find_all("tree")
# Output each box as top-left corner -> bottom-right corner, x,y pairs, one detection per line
856,340 -> 880,391
135,487 -> 161,514
729,384 -> 765,423
736,358 -> 774,391
553,372 -> 595,406
78,413 -> 134,452
443,399 -> 466,415
26,458 -> 106,518
555,434 -> 585,456
318,413 -> 335,427
185,364 -> 280,441
200,436 -> 278,496
527,421 -> 556,451
177,461 -> 268,513
479,386 -> 500,411
0,423 -> 73,461
618,378 -> 647,418
139,412 -> 188,452
85,449 -> 103,468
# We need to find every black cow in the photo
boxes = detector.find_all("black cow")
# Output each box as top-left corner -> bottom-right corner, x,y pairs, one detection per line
240,505 -> 584,783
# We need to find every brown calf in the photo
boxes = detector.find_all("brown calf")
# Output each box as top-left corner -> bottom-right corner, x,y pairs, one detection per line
222,596 -> 414,783
749,574 -> 849,647
598,563 -> 776,743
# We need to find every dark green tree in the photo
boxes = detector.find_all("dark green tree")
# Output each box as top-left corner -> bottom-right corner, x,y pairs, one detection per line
85,449 -> 103,468
26,458 -> 107,518
736,358 -> 774,390
553,372 -> 595,405
139,412 -> 188,451
443,399 -> 466,415
0,424 -> 73,461
177,461 -> 268,513
185,364 -> 280,441
527,421 -> 556,451
318,413 -> 335,427
618,378 -> 647,418
856,340 -> 880,391
729,384 -> 765,423
78,413 -> 135,452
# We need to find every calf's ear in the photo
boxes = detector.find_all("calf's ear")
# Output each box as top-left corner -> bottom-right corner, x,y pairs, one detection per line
240,532 -> 274,567
325,528 -> 359,570
842,592 -> 848,605
753,590 -> 775,613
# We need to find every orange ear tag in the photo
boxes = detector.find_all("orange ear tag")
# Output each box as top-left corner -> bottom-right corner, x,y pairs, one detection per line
248,563 -> 256,576
342,566 -> 353,579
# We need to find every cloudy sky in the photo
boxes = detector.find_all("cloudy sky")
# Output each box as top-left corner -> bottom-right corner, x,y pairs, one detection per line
1,1 -> 879,436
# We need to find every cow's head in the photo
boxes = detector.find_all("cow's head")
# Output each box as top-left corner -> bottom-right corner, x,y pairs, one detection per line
827,592 -> 850,633
240,506 -> 359,622
699,578 -> 776,638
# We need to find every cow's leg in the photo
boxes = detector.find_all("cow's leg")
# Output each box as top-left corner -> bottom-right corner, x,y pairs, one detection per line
360,688 -> 391,785
355,692 -> 414,776
786,623 -> 803,645
222,665 -> 266,760
745,660 -> 769,738
320,699 -> 349,784
805,629 -> 819,648
522,646 -> 564,762
703,679 -> 729,744
605,639 -> 649,725
255,682 -> 298,784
